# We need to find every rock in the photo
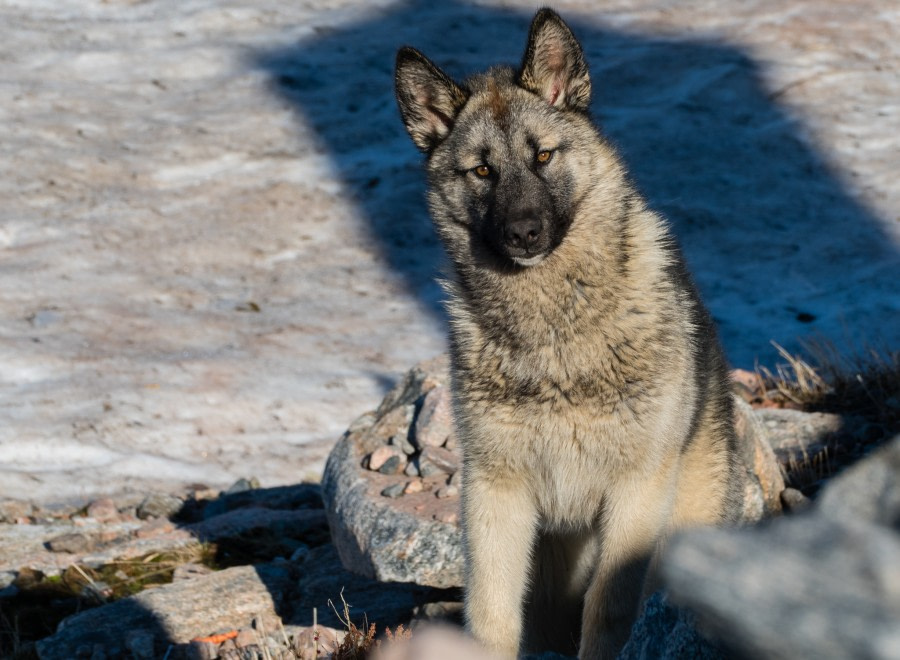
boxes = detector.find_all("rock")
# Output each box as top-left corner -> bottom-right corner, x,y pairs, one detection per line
369,404 -> 416,451
404,480 -> 424,495
389,433 -> 417,456
381,483 -> 406,499
46,532 -> 97,554
732,396 -> 786,520
618,592 -> 724,660
755,407 -> 846,467
661,435 -> 900,660
224,477 -> 261,495
417,446 -> 459,477
323,360 -> 464,588
435,485 -> 458,499
378,454 -> 406,475
815,434 -> 900,525
413,386 -> 454,449
86,498 -> 120,523
375,356 -> 448,419
36,563 -> 292,659
136,493 -> 184,520
324,416 -> 464,587
369,446 -> 404,472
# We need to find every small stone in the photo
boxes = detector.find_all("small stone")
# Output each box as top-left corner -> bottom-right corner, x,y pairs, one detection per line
137,493 -> 184,520
172,563 -> 213,581
225,477 -> 259,495
368,445 -> 402,472
418,446 -> 460,476
449,471 -> 462,488
389,433 -> 417,455
436,485 -> 459,499
404,461 -> 420,477
86,498 -> 120,523
47,532 -> 96,554
413,386 -> 454,449
381,483 -> 406,499
435,511 -> 458,524
404,480 -> 424,495
378,454 -> 405,475
370,404 -> 416,444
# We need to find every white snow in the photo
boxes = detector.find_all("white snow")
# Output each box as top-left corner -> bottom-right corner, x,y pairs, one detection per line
0,0 -> 896,504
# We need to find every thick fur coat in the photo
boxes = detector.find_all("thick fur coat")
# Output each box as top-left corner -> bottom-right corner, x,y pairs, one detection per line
395,9 -> 742,658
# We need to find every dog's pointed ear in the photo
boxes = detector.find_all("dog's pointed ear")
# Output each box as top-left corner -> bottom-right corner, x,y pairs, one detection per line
395,47 -> 468,153
518,9 -> 590,111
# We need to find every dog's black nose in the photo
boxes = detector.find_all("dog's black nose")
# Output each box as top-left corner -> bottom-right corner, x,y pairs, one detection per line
505,217 -> 543,251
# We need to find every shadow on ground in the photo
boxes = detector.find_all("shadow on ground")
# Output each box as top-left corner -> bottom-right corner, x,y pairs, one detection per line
254,0 -> 898,368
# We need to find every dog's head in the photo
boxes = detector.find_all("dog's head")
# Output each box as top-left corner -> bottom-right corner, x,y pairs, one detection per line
395,9 -> 597,270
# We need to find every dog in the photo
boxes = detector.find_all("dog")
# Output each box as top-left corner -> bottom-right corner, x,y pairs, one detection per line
395,8 -> 742,658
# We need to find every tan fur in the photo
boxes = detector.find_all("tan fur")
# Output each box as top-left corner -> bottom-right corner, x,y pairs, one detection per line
395,9 -> 740,659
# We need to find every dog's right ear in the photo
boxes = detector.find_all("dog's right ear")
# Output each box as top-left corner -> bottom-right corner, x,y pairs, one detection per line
395,47 -> 468,153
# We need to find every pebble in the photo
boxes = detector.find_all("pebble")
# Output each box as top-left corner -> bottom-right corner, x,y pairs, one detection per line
389,433 -> 417,456
404,480 -> 424,495
449,471 -> 462,488
136,493 -> 184,520
413,386 -> 454,449
368,446 -> 402,472
378,454 -> 405,475
404,461 -> 419,477
47,532 -> 96,554
418,446 -> 460,476
435,485 -> 458,499
381,483 -> 406,499
87,498 -> 121,523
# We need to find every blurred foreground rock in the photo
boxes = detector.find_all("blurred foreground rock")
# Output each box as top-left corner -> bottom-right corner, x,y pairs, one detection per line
661,435 -> 900,659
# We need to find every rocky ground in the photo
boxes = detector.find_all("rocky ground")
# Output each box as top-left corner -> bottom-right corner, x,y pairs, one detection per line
3,356 -> 896,658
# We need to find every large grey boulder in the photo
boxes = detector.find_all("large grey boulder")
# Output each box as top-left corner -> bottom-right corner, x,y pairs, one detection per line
322,356 -> 465,588
661,435 -> 900,660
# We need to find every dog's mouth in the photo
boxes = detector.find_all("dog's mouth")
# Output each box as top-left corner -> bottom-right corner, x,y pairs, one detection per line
511,254 -> 547,267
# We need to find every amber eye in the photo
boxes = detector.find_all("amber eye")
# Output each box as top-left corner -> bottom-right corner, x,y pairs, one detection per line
536,150 -> 553,164
474,165 -> 491,177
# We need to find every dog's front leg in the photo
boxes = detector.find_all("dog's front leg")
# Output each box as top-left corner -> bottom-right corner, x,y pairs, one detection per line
463,470 -> 537,658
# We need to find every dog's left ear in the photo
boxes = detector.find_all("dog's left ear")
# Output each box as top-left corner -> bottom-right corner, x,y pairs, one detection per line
395,47 -> 469,153
518,9 -> 590,112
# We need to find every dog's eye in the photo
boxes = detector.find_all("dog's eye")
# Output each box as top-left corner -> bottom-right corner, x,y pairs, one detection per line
473,165 -> 491,178
536,150 -> 553,164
